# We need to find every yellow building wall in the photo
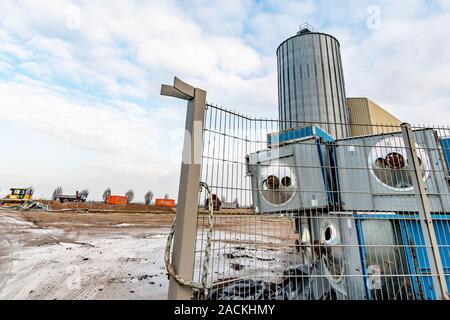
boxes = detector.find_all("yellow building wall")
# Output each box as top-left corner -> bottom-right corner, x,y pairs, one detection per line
347,98 -> 401,137
367,99 -> 402,135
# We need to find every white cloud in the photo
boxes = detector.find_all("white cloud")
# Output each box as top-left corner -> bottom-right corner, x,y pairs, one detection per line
341,1 -> 450,124
0,60 -> 14,73
178,0 -> 253,35
0,0 -> 449,201
0,79 -> 185,200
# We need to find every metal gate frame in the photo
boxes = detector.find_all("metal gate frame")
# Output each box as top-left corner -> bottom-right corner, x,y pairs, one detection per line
161,77 -> 207,300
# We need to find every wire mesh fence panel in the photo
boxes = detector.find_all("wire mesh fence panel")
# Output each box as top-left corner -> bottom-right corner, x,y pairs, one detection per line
191,103 -> 450,300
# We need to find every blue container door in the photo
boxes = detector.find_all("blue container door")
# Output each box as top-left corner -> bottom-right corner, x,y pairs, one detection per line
399,220 -> 436,300
355,216 -> 416,300
400,216 -> 450,300
432,217 -> 450,289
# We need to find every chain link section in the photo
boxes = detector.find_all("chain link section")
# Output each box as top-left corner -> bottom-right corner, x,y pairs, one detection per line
164,182 -> 214,299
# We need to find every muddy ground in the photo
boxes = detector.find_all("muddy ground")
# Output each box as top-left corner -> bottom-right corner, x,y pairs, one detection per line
0,209 -> 299,300
0,209 -> 174,300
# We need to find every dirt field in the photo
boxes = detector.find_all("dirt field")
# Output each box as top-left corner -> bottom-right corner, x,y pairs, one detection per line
0,207 -> 299,300
0,209 -> 174,300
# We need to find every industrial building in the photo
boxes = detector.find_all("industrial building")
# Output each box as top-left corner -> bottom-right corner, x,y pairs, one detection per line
245,24 -> 450,300
168,24 -> 450,301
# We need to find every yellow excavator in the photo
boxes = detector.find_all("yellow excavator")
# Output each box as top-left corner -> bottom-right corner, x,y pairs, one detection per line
0,187 -> 34,207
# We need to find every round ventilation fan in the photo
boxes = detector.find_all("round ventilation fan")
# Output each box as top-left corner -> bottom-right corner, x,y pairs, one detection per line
259,160 -> 297,207
321,222 -> 345,285
368,137 -> 431,192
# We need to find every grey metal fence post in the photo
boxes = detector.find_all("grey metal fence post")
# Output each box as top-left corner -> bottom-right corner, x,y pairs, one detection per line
161,77 -> 206,300
401,123 -> 449,300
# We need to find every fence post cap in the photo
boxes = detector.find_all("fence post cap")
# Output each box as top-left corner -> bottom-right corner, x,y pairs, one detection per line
160,77 -> 196,101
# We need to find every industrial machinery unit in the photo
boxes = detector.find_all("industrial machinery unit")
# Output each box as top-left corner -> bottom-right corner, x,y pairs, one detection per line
335,128 -> 450,213
296,213 -> 367,300
332,129 -> 450,299
0,187 -> 33,206
297,213 -> 448,300
247,133 -> 335,214
249,124 -> 450,299
277,25 -> 350,139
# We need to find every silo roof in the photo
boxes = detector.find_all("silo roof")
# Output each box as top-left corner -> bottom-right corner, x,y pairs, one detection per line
276,32 -> 341,54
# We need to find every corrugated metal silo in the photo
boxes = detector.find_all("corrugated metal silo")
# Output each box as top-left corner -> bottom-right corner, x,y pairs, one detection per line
277,26 -> 350,139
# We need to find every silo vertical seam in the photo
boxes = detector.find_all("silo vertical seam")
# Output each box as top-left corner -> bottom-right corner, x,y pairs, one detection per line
299,39 -> 306,130
331,39 -> 344,138
278,45 -> 284,130
282,44 -> 288,130
292,37 -> 299,128
335,41 -> 349,136
325,36 -> 338,138
285,42 -> 292,129
319,34 -> 331,133
313,35 -> 322,130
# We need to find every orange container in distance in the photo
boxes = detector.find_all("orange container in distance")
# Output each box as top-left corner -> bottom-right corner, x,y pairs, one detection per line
155,199 -> 175,207
107,195 -> 127,205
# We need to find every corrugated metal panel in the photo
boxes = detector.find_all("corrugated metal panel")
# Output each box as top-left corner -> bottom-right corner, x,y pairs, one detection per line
277,32 -> 350,139
347,98 -> 401,137
347,98 -> 373,136
367,99 -> 401,134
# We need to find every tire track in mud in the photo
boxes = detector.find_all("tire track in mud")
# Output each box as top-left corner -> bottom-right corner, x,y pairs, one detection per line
64,268 -> 114,300
0,213 -> 22,298
0,213 -> 61,299
27,270 -> 64,300
25,258 -> 112,299
0,237 -> 15,295
0,254 -> 57,299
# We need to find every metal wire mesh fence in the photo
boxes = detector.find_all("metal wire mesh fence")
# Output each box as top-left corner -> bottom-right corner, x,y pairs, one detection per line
190,103 -> 450,300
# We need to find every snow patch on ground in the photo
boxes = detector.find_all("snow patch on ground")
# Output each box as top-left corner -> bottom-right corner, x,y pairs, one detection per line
0,212 -> 170,300
114,223 -> 137,228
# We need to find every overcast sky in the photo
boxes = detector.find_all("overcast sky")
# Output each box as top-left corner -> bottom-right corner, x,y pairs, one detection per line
1,0 -> 450,201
